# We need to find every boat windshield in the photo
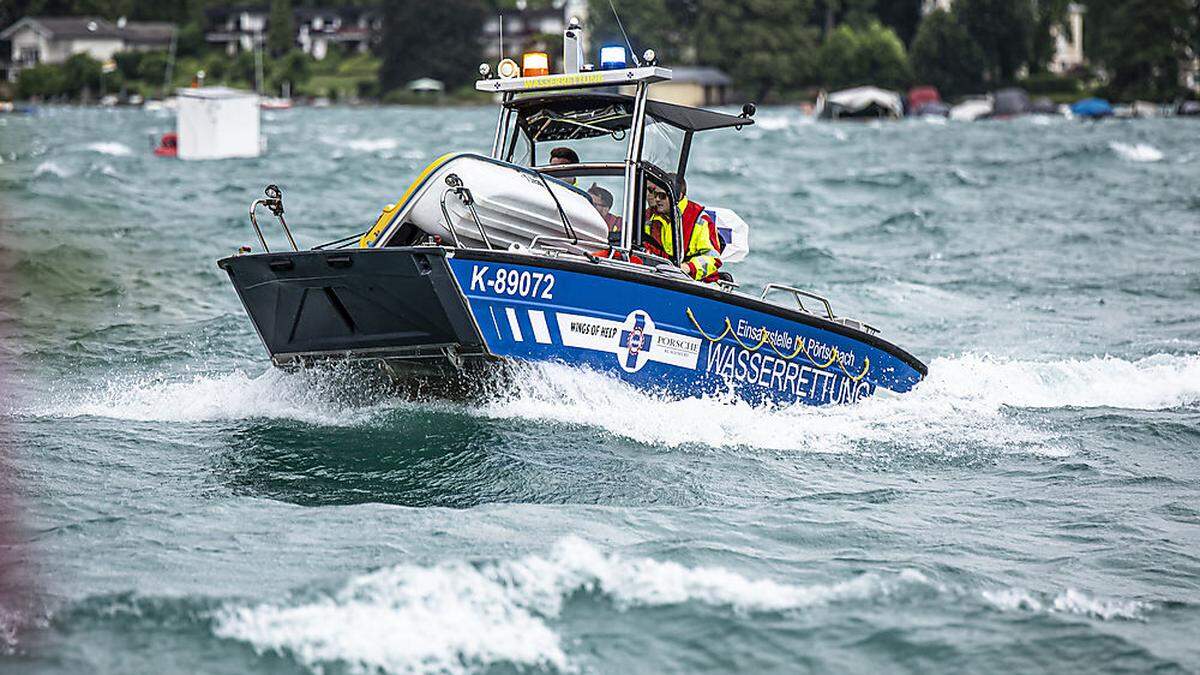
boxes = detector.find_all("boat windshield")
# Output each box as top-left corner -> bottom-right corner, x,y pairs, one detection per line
497,92 -> 700,258
503,95 -> 686,175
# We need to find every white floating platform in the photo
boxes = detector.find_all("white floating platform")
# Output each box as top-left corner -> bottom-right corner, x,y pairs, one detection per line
175,87 -> 261,161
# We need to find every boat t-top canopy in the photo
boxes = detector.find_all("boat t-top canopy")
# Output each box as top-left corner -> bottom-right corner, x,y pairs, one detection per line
508,93 -> 753,142
478,19 -> 756,254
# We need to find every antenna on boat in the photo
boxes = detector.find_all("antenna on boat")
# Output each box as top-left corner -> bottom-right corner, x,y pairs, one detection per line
607,0 -> 641,66
498,12 -> 504,61
161,28 -> 176,98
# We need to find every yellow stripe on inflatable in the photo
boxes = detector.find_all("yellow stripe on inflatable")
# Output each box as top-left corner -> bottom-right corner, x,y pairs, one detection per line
358,152 -> 457,248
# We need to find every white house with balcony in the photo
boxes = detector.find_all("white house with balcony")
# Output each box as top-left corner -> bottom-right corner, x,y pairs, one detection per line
481,0 -> 589,62
204,6 -> 379,59
1,16 -> 174,82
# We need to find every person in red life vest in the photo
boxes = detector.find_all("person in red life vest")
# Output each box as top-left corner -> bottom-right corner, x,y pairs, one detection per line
587,184 -> 622,234
641,175 -> 723,282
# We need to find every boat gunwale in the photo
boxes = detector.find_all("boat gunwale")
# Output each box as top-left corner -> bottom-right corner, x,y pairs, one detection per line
221,246 -> 928,377
452,247 -> 928,377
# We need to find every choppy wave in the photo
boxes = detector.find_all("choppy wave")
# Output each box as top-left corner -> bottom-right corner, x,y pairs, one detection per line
753,115 -> 793,131
96,163 -> 122,179
1109,142 -> 1164,163
33,161 -> 70,178
84,142 -> 132,157
343,138 -> 400,153
211,537 -> 929,674
981,587 -> 1149,620
209,537 -> 1158,673
32,353 -> 1200,456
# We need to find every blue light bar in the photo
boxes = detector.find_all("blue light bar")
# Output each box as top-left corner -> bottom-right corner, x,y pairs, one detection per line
599,45 -> 627,70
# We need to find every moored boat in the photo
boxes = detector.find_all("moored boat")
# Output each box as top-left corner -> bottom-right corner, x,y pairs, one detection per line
219,22 -> 927,406
815,87 -> 903,120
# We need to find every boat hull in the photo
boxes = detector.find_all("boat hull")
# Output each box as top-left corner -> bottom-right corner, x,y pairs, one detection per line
217,247 -> 486,365
219,248 -> 926,406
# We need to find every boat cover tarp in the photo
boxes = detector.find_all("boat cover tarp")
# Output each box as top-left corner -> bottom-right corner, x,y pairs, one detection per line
907,86 -> 941,112
1029,97 -> 1059,114
1070,97 -> 1114,118
992,88 -> 1031,116
913,101 -> 950,116
821,87 -> 903,119
1131,101 -> 1162,118
949,98 -> 993,121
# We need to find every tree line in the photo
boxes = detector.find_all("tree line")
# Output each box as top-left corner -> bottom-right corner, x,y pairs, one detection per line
580,0 -> 1200,101
5,0 -> 1199,102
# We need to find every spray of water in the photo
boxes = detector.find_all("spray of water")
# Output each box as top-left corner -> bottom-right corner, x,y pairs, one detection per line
30,353 -> 1200,458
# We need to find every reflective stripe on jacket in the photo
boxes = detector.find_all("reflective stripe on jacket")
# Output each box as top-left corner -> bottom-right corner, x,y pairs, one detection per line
677,198 -> 722,281
641,198 -> 723,282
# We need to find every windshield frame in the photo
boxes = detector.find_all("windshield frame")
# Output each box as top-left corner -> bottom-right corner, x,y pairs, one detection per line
491,84 -> 690,255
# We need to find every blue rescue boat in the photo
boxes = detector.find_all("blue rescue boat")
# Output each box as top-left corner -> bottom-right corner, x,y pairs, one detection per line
218,22 -> 927,406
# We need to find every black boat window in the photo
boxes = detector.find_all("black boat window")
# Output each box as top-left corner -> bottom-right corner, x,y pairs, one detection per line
517,99 -> 634,142
505,125 -> 532,166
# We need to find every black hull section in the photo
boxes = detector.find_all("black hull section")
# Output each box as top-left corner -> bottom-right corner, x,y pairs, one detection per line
217,248 -> 484,366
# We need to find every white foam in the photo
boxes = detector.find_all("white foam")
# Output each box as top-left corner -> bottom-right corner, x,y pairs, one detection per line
938,352 -> 1200,410
38,368 -> 399,426
754,115 -> 792,131
33,161 -> 70,178
479,353 -> 1200,454
34,352 -> 1200,446
345,138 -> 400,153
212,537 -> 926,673
982,587 -> 1147,620
1109,141 -> 1163,163
85,141 -> 132,156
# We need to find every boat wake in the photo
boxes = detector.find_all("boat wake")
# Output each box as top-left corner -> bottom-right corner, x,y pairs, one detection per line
35,367 -> 407,427
31,353 -> 1200,455
479,352 -> 1200,455
208,536 -> 1154,674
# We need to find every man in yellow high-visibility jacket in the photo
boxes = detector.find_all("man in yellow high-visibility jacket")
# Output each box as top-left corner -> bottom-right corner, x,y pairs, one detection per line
641,176 -> 723,282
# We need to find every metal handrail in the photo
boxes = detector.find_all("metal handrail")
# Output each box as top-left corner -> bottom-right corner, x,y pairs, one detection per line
248,184 -> 298,252
437,189 -> 466,248
834,317 -> 881,336
439,174 -> 492,249
525,235 -> 604,262
761,283 -> 835,320
526,237 -> 687,281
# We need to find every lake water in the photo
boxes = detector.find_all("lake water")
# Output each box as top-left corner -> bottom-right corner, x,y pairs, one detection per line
0,105 -> 1198,673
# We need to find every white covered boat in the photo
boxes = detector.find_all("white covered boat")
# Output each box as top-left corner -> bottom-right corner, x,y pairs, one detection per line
815,87 -> 903,120
360,153 -> 610,251
949,97 -> 994,122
